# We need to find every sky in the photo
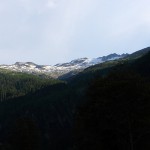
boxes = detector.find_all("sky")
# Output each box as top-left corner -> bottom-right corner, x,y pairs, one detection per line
0,0 -> 150,65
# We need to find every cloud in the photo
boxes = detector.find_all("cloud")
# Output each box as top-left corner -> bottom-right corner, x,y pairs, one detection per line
46,0 -> 57,8
0,0 -> 149,64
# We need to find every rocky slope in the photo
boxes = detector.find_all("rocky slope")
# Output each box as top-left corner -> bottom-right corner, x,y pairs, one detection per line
0,53 -> 127,78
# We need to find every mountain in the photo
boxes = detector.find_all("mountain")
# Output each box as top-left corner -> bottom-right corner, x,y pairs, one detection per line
65,47 -> 150,83
124,47 -> 150,60
0,53 -> 127,78
0,47 -> 150,150
0,70 -> 61,101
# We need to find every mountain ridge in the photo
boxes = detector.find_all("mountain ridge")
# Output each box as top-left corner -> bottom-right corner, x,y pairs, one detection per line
0,47 -> 149,79
0,53 -> 127,78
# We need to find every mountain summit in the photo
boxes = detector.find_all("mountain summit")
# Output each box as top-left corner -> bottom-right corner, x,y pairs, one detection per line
0,53 -> 127,78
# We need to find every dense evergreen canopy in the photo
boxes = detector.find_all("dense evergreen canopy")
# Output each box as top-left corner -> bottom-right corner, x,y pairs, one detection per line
0,48 -> 150,150
74,72 -> 150,150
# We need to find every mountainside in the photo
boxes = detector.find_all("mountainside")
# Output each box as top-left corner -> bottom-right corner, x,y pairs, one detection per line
0,47 -> 150,150
61,47 -> 150,82
0,70 -> 61,101
0,53 -> 127,78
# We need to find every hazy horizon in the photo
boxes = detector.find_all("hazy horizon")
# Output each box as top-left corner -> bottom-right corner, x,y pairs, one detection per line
0,0 -> 150,65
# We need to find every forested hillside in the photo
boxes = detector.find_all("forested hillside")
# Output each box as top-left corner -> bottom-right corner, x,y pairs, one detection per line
0,69 -> 61,101
74,72 -> 150,150
0,48 -> 150,150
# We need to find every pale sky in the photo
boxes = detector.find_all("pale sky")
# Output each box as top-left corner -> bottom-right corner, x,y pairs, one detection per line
0,0 -> 150,65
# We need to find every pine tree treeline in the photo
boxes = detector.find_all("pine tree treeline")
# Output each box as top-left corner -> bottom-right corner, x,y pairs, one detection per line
0,72 -> 60,101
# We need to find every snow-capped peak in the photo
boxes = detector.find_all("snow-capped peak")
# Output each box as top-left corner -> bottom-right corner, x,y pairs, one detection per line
0,53 -> 127,78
